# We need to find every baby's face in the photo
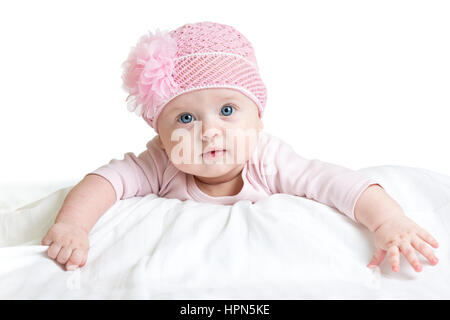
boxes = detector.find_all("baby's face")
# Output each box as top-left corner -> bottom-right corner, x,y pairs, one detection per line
156,88 -> 263,178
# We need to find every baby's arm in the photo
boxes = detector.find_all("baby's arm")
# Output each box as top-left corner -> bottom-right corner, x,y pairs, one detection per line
260,133 -> 439,272
354,184 -> 439,272
41,174 -> 116,271
261,134 -> 379,220
42,139 -> 164,271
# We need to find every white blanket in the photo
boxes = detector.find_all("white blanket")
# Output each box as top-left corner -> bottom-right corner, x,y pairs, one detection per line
1,165 -> 449,299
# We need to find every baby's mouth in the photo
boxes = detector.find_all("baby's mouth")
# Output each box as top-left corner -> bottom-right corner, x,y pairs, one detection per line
201,149 -> 226,160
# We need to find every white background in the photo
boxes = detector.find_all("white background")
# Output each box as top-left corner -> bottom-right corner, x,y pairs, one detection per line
1,0 -> 449,184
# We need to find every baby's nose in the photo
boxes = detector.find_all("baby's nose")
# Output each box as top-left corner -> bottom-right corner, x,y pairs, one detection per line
201,120 -> 223,142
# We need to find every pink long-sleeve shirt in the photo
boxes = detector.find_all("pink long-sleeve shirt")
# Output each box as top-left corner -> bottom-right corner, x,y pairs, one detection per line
86,131 -> 382,222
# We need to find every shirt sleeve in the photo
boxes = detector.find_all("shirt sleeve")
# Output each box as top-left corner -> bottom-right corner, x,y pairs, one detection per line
259,133 -> 384,222
85,136 -> 168,202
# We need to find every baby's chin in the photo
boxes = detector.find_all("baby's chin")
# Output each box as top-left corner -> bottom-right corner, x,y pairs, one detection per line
174,163 -> 243,179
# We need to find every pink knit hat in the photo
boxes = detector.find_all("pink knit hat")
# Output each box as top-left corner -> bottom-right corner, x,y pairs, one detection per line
121,21 -> 267,132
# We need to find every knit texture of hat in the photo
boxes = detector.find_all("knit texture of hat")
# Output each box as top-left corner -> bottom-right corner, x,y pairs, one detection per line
121,21 -> 267,132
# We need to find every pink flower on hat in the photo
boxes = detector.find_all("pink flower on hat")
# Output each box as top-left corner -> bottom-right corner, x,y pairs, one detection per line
121,29 -> 179,119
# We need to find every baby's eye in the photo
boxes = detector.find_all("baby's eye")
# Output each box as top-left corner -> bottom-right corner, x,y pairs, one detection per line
178,113 -> 194,124
221,105 -> 234,116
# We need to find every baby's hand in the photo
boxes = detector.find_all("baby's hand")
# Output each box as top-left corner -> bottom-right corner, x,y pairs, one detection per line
41,222 -> 89,271
367,215 -> 439,272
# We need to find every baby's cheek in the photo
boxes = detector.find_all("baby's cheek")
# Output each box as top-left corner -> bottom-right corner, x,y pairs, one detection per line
166,143 -> 201,166
225,134 -> 258,164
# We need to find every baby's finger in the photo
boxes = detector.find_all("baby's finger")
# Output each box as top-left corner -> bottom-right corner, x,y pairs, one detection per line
417,228 -> 439,248
56,246 -> 73,265
411,238 -> 439,266
368,248 -> 386,267
66,249 -> 85,270
399,242 -> 422,272
387,245 -> 400,272
47,243 -> 62,260
41,236 -> 52,246
79,251 -> 88,268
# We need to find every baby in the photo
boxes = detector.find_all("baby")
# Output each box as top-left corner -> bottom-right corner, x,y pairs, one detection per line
42,21 -> 439,273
